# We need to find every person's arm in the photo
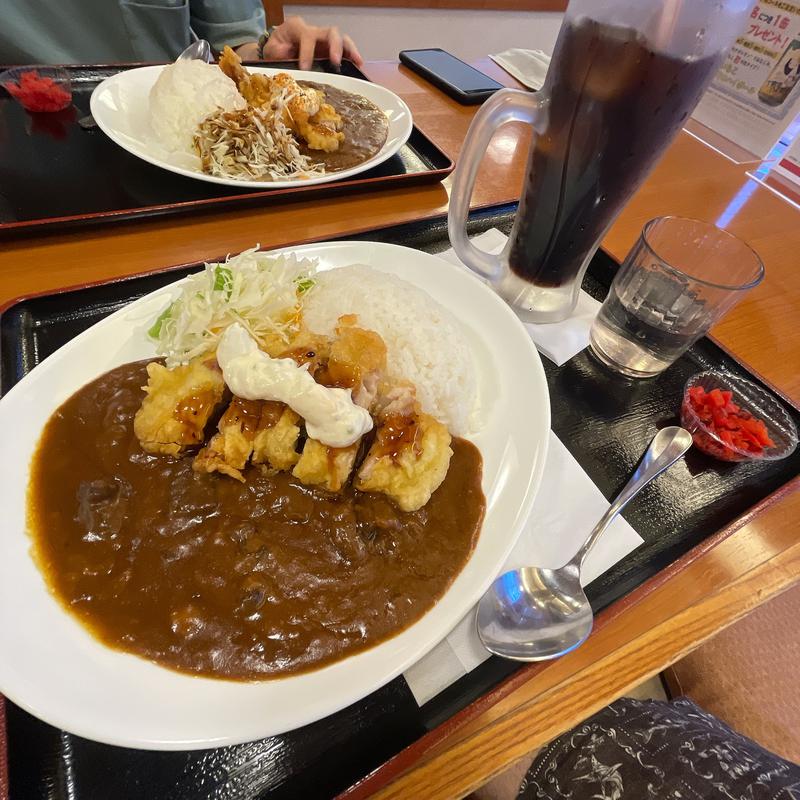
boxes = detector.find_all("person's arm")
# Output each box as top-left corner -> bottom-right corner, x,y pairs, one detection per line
235,16 -> 363,70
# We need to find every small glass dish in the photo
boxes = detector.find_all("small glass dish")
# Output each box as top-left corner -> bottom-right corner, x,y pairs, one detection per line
0,66 -> 72,113
680,371 -> 798,462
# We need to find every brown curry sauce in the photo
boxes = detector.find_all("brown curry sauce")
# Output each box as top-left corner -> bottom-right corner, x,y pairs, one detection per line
299,81 -> 390,173
28,361 -> 484,680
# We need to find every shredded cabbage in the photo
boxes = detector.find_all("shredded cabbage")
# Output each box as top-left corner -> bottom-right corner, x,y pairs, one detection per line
149,246 -> 317,367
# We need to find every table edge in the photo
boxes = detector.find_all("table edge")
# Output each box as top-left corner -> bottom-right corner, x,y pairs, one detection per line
336,473 -> 800,799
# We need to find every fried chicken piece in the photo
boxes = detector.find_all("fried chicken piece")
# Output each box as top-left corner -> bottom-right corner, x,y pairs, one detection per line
375,382 -> 417,418
315,316 -> 387,409
134,357 -> 226,456
271,74 -> 318,115
272,72 -> 321,116
218,45 -> 249,85
293,438 -> 359,492
251,401 -> 302,471
355,410 -> 452,512
218,49 -> 344,152
193,397 -> 264,481
295,99 -> 345,152
218,45 -> 273,107
278,330 -> 333,377
278,317 -> 385,405
272,72 -> 344,152
299,111 -> 344,152
315,101 -> 343,130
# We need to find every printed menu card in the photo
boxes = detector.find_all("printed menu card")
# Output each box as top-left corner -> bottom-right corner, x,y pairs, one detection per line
692,0 -> 800,158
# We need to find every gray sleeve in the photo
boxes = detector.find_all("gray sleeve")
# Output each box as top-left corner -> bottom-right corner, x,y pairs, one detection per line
189,0 -> 266,50
119,0 -> 192,61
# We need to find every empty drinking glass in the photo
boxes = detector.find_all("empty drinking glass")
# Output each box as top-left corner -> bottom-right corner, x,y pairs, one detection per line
589,217 -> 764,378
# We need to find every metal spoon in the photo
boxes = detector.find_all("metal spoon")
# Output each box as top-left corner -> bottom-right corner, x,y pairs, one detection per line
177,38 -> 212,63
476,426 -> 693,662
80,39 -> 213,130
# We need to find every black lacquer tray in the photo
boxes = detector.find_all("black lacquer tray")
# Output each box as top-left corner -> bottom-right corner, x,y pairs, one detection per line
0,60 -> 451,238
1,206 -> 798,800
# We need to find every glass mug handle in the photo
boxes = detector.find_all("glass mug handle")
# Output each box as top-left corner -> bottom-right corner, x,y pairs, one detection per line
448,89 -> 544,281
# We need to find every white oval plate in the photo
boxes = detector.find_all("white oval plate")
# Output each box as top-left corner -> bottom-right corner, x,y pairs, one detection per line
0,241 -> 549,750
89,65 -> 413,189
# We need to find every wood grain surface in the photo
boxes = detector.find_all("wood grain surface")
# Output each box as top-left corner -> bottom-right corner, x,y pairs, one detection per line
366,484 -> 800,800
1,58 -> 799,799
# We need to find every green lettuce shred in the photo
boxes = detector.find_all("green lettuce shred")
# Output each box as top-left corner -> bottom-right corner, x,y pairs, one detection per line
148,305 -> 173,340
213,265 -> 234,299
295,276 -> 316,295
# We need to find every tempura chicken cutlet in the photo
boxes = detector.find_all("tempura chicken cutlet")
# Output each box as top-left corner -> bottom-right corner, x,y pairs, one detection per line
219,46 -> 346,152
28,249 -> 485,680
134,356 -> 226,455
138,311 -> 453,510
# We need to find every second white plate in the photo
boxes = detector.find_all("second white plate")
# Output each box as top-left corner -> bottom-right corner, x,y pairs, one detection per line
90,65 -> 413,189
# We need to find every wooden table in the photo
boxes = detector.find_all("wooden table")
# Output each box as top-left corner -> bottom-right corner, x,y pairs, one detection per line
2,60 -> 798,799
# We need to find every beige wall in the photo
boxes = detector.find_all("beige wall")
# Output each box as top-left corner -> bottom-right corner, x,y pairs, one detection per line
284,5 -> 563,62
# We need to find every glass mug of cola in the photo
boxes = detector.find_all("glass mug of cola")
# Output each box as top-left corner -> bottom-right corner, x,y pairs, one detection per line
448,0 -> 752,323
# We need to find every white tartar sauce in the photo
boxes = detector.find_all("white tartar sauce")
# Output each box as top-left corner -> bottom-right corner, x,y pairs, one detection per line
216,323 -> 373,448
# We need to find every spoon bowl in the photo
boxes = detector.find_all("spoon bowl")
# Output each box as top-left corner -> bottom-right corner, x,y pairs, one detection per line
178,39 -> 212,63
477,426 -> 693,662
477,563 -> 591,661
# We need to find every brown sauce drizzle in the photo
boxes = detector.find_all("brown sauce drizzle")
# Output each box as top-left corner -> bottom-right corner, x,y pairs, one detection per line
259,400 -> 285,429
375,414 -> 419,460
230,398 -> 264,434
173,391 -> 217,425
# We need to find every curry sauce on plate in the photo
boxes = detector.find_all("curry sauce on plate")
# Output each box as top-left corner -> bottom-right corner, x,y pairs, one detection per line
299,81 -> 390,172
28,361 -> 484,679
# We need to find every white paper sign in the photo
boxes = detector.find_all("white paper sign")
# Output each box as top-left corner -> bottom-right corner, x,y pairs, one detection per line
693,1 -> 800,158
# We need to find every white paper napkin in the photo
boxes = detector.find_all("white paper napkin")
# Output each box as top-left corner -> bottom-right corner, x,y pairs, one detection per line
437,229 -> 601,366
403,431 -> 643,705
490,48 -> 552,90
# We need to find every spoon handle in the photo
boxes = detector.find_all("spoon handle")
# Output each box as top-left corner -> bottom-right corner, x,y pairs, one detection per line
570,426 -> 693,569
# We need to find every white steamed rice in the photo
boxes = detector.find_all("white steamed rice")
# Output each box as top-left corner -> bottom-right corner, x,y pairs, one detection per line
149,60 -> 245,153
302,265 -> 477,435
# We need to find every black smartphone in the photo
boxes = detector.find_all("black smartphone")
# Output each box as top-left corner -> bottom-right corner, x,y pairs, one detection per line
399,48 -> 504,104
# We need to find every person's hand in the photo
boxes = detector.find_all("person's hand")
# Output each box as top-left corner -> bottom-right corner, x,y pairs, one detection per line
262,16 -> 363,70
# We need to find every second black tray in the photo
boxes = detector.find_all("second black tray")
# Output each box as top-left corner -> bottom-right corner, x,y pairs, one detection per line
2,206 -> 798,799
0,60 -> 452,237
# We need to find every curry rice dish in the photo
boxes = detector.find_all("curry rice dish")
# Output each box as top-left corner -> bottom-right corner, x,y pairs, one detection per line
27,258 -> 485,680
